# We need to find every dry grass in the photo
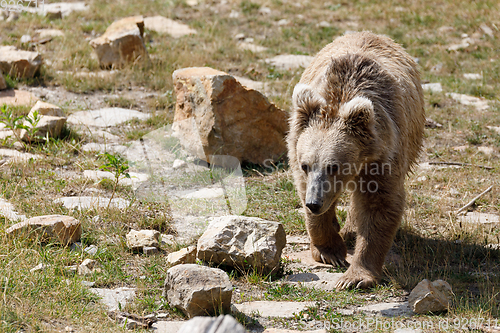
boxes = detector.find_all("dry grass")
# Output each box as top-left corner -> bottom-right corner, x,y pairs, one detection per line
1,0 -> 500,331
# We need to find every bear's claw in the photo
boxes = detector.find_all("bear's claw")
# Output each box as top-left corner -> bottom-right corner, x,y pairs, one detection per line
335,266 -> 377,290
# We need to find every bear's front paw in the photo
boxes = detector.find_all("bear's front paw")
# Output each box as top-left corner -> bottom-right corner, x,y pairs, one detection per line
335,266 -> 378,290
310,243 -> 348,267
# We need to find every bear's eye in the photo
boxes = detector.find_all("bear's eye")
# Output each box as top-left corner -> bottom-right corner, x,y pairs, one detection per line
326,164 -> 339,174
301,164 -> 310,173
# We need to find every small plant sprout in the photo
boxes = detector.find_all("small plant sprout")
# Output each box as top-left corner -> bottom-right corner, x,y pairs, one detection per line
0,104 -> 42,149
99,152 -> 131,209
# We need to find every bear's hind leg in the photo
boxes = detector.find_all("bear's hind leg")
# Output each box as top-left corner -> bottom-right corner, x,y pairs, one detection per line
336,179 -> 404,290
306,204 -> 348,267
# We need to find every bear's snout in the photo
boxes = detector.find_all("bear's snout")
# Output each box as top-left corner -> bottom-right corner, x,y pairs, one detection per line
306,201 -> 322,214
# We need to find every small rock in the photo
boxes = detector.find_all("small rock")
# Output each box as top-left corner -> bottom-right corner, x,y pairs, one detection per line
167,246 -> 197,266
197,216 -> 286,274
36,29 -> 65,38
447,92 -> 489,111
65,265 -> 78,275
232,301 -> 314,318
178,315 -> 247,333
84,244 -> 98,255
317,21 -> 331,28
480,24 -> 495,38
463,73 -> 483,80
30,263 -> 49,273
408,279 -> 453,314
421,83 -> 442,93
264,54 -> 314,71
126,229 -> 160,250
486,126 -> 500,134
172,67 -> 288,165
425,118 -> 443,128
82,281 -> 96,287
234,33 -> 245,40
430,63 -> 443,73
19,101 -> 67,142
238,42 -> 268,53
229,10 -> 240,18
163,264 -> 232,318
172,159 -> 187,169
78,258 -> 98,275
90,16 -> 148,68
259,7 -> 271,15
144,16 -> 197,38
0,46 -> 42,78
143,246 -> 159,255
6,215 -> 81,246
477,146 -> 496,156
277,19 -> 289,26
20,35 -> 32,44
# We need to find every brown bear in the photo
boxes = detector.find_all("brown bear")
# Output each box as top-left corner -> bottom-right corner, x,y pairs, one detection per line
287,32 -> 425,289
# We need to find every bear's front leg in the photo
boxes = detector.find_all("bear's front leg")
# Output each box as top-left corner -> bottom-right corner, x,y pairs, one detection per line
335,180 -> 404,290
306,204 -> 348,267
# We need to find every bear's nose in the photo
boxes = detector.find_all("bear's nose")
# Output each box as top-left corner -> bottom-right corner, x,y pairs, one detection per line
306,202 -> 322,214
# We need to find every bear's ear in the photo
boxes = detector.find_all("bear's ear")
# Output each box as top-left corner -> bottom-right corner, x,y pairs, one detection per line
338,96 -> 375,133
292,83 -> 327,124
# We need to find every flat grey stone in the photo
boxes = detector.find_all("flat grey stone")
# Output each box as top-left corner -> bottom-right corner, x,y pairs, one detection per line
178,315 -> 246,333
67,108 -> 150,127
458,212 -> 500,225
463,73 -> 482,80
421,83 -> 442,93
181,188 -> 225,199
232,301 -> 315,318
264,54 -> 314,71
90,287 -> 136,311
144,16 -> 197,38
54,196 -> 130,210
447,92 -> 489,111
151,321 -> 185,332
81,143 -> 128,155
284,272 -> 343,291
357,302 -> 412,317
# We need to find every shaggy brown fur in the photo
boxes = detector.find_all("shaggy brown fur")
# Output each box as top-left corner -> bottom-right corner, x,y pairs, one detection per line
287,32 -> 425,289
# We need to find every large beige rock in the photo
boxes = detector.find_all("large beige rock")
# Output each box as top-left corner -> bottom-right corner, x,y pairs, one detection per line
172,67 -> 288,165
126,229 -> 160,250
163,264 -> 232,318
0,71 -> 6,90
6,215 -> 82,245
19,101 -> 67,142
0,46 -> 42,78
197,216 -> 286,274
408,279 -> 453,314
90,16 -> 148,68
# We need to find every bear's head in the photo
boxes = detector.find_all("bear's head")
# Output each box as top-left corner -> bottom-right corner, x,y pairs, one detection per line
292,83 -> 382,216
